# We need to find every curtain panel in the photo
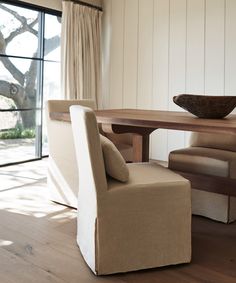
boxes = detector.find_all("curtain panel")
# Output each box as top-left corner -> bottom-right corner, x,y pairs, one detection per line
61,1 -> 102,108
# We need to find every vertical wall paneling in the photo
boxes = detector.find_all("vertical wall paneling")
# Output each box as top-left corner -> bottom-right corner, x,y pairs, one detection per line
205,0 -> 225,95
123,0 -> 139,108
102,0 -> 236,161
101,0 -> 112,109
185,0 -> 205,146
151,0 -> 170,161
167,0 -> 187,154
186,0 -> 205,94
225,0 -> 236,97
109,0 -> 125,108
137,0 -> 154,109
169,0 -> 187,111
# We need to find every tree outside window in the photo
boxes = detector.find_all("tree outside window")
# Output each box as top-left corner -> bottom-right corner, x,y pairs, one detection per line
0,2 -> 61,165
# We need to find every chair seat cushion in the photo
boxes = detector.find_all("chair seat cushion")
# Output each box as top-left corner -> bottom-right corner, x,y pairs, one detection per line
108,162 -> 189,190
100,135 -> 129,182
169,147 -> 236,178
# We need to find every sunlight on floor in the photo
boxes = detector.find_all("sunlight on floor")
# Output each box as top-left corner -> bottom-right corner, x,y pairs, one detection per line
0,240 -> 13,247
0,159 -> 76,222
0,159 -> 48,191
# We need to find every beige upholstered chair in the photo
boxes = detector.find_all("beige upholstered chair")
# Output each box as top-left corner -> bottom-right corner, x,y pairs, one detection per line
169,132 -> 236,223
70,105 -> 191,275
45,99 -> 96,208
45,99 -> 133,208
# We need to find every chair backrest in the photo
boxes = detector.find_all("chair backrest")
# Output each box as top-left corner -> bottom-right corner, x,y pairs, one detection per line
190,132 -> 236,152
70,105 -> 107,271
46,99 -> 96,113
45,99 -> 96,161
70,105 -> 107,197
45,99 -> 96,206
45,100 -> 96,159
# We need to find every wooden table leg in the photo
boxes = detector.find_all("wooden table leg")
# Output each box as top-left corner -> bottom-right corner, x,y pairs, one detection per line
101,123 -> 154,163
132,134 -> 150,162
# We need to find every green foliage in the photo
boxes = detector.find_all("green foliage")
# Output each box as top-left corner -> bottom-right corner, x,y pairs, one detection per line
0,126 -> 35,139
21,128 -> 35,138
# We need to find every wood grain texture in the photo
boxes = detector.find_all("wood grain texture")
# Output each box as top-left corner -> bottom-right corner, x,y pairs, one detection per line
0,160 -> 236,283
50,108 -> 236,163
50,109 -> 236,135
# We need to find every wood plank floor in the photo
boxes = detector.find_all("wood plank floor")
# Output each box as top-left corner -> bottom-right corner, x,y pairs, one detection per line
0,160 -> 236,283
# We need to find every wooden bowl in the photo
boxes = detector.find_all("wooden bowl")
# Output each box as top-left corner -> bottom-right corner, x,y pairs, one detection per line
173,94 -> 236,119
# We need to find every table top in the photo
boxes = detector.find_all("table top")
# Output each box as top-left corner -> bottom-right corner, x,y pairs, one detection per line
50,109 -> 236,135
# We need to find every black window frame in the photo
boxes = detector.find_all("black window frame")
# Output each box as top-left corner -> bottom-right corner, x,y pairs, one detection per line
0,0 -> 61,167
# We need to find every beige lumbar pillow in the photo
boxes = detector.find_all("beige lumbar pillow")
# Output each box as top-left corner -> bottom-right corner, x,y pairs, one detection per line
100,135 -> 129,182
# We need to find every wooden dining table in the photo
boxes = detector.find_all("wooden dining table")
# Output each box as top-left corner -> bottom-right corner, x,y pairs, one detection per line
50,108 -> 236,163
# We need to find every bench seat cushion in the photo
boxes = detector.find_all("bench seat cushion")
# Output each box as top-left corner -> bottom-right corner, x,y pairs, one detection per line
169,146 -> 236,223
169,147 -> 236,179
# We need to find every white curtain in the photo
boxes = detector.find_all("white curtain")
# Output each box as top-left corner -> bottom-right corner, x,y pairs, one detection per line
61,1 -> 102,108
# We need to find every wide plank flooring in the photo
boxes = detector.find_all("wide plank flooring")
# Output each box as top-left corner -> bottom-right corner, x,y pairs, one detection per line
0,160 -> 235,283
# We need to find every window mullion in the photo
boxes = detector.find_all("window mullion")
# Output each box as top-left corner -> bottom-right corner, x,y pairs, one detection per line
35,11 -> 44,158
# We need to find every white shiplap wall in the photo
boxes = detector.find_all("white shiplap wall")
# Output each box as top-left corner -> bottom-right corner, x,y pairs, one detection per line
102,0 -> 236,161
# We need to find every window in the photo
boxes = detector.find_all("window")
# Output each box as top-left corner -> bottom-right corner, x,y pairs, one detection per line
0,1 -> 61,165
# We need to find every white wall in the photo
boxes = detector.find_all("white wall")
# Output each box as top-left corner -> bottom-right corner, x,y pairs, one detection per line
102,0 -> 236,161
